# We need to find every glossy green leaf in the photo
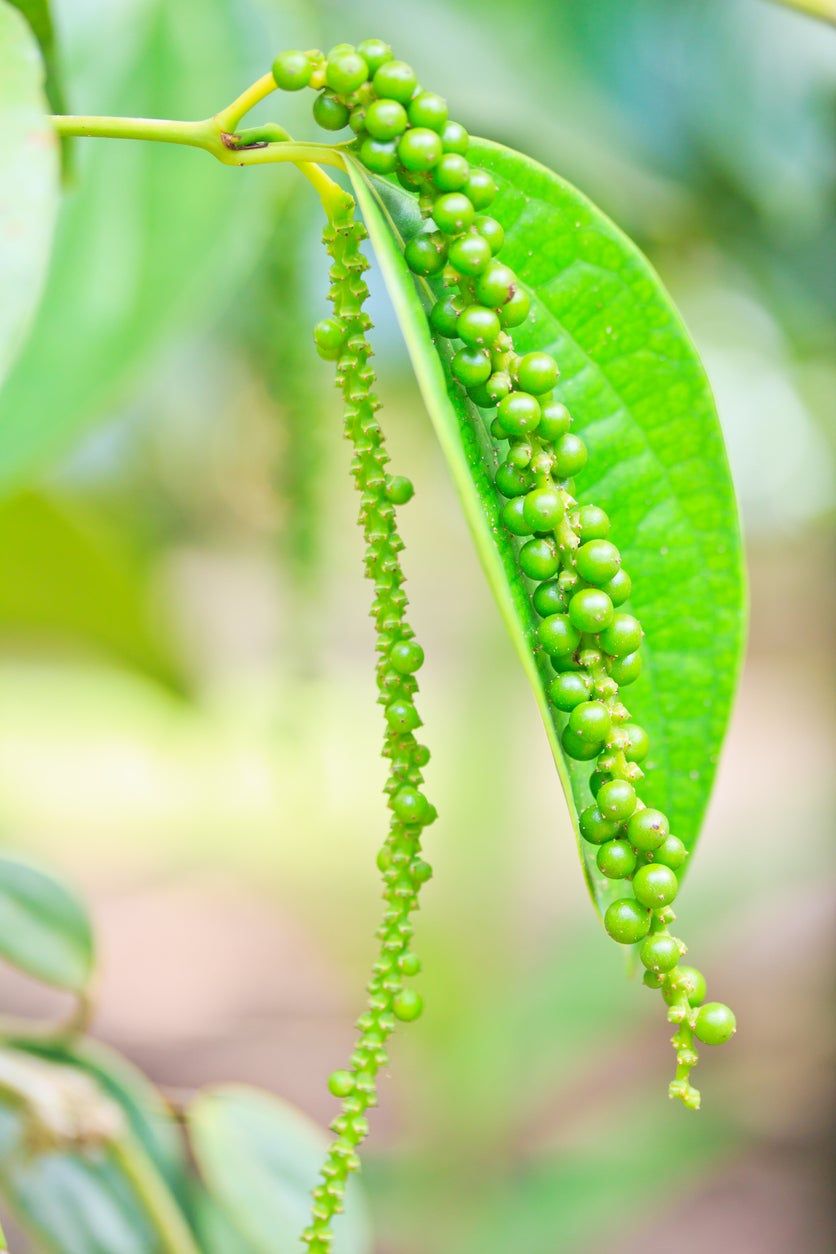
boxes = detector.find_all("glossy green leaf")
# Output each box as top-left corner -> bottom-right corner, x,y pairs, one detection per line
346,141 -> 745,912
0,0 -> 59,392
187,1085 -> 373,1253
0,491 -> 185,689
0,854 -> 93,993
0,0 -> 289,490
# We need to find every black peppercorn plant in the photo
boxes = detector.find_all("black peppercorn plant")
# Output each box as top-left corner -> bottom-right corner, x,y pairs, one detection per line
0,5 -> 753,1251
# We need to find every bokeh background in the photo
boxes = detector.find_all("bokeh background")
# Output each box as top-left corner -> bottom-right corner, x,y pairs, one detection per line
1,0 -> 834,1249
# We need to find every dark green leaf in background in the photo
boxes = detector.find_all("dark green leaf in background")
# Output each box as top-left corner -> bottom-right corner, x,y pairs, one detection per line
346,140 -> 746,914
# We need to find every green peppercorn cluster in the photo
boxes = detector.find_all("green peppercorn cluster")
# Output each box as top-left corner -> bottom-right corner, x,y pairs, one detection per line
303,201 -> 435,1249
272,33 -> 735,1143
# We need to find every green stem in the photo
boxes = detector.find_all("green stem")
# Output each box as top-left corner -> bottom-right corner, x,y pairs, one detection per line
110,1136 -> 200,1254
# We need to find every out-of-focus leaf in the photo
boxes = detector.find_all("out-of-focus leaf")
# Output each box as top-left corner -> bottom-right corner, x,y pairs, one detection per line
188,1085 -> 373,1253
189,1183 -> 261,1254
0,0 -> 59,392
347,146 -> 746,914
7,0 -> 69,120
0,855 -> 93,993
0,491 -> 184,688
0,0 -> 299,490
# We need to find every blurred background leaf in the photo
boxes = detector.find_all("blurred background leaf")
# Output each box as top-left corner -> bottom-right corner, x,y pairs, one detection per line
0,856 -> 93,994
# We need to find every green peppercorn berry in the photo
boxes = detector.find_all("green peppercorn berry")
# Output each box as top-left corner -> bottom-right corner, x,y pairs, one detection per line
448,233 -> 493,276
519,537 -> 559,581
487,371 -> 513,402
313,316 -> 344,360
475,215 -> 504,254
588,768 -> 608,795
626,808 -> 669,852
429,295 -> 462,338
433,153 -> 470,191
693,1002 -> 736,1045
467,383 -> 494,408
326,50 -> 369,94
356,38 -> 392,74
579,803 -> 619,845
501,498 -> 532,537
373,59 -> 418,103
548,671 -> 591,711
663,965 -> 706,1008
599,612 -> 643,658
597,778 -> 637,822
272,50 -> 312,91
633,862 -> 678,908
365,97 -> 408,140
497,391 -> 540,436
392,786 -> 428,823
602,568 -> 631,607
575,505 -> 610,541
398,951 -> 421,976
441,120 -> 470,153
386,699 -> 420,733
408,90 -> 448,131
360,137 -> 398,174
386,475 -> 414,505
623,722 -> 650,762
313,90 -> 351,130
607,649 -> 642,686
575,540 -> 621,586
533,580 -> 567,618
643,969 -> 664,989
475,261 -> 516,307
538,401 -> 572,443
326,42 -> 354,59
452,346 -> 491,388
405,232 -> 447,276
569,700 -> 612,744
562,727 -> 600,760
554,432 -> 588,479
393,988 -> 423,1021
604,897 -> 651,944
349,106 -> 367,135
434,192 -> 476,235
517,352 -> 558,396
539,613 -> 581,657
522,485 -> 563,531
398,127 -> 443,172
328,1069 -> 355,1097
596,838 -> 637,879
654,834 -> 688,871
464,168 -> 497,209
568,587 -> 614,633
495,463 -> 532,498
456,304 -> 500,347
499,287 -> 531,328
639,932 -> 681,974
390,639 -> 424,673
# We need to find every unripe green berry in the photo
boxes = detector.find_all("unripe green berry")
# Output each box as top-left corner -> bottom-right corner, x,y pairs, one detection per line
475,215 -> 504,254
633,862 -> 678,908
539,613 -> 581,657
475,262 -> 516,307
441,120 -> 469,153
393,989 -> 423,1021
599,612 -> 643,658
360,137 -> 398,174
272,50 -> 312,91
365,98 -> 408,140
405,232 -> 447,275
562,727 -> 600,760
607,649 -> 642,686
326,51 -> 369,94
576,540 -> 621,586
532,580 -> 567,617
693,1002 -> 736,1045
429,295 -> 462,338
448,233 -> 493,276
654,834 -> 688,871
575,505 -> 610,540
313,316 -> 344,360
517,352 -> 558,395
580,804 -> 619,845
663,965 -> 706,1008
434,193 -> 476,235
398,950 -> 421,976
627,808 -> 669,852
386,699 -> 420,733
554,432 -> 588,479
390,639 -> 424,673
408,91 -> 448,131
640,932 -> 681,973
548,670 -> 592,711
452,346 -> 491,387
597,778 -> 637,821
597,838 -> 637,879
356,38 -> 392,75
499,287 -> 531,327
392,785 -> 428,823
519,537 -> 559,581
464,168 -> 497,209
386,474 -> 414,505
494,463 -> 532,498
328,1069 -> 355,1097
604,897 -> 651,944
486,371 -> 512,402
538,401 -> 572,443
622,722 -> 649,762
373,60 -> 418,103
523,486 -> 564,531
497,391 -> 540,436
603,568 -> 632,606
501,497 -> 532,537
313,91 -> 351,131
568,587 -> 614,633
398,127 -> 443,172
433,153 -> 470,191
568,699 -> 611,744
456,304 -> 500,346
